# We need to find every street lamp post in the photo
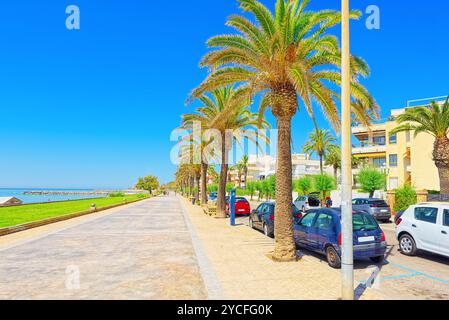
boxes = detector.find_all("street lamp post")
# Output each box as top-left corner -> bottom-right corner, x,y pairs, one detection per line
341,0 -> 354,300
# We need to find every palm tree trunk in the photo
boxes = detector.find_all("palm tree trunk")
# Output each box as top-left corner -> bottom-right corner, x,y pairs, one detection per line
217,132 -> 229,218
272,116 -> 296,262
434,137 -> 449,194
319,154 -> 324,175
334,165 -> 338,182
201,162 -> 208,205
244,169 -> 248,190
195,173 -> 200,204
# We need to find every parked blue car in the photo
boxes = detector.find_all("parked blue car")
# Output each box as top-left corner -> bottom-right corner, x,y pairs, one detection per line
294,208 -> 387,268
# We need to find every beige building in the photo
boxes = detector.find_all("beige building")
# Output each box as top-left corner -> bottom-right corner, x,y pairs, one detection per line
352,98 -> 445,191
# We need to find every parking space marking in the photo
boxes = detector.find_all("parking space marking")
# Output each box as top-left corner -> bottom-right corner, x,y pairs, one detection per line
390,262 -> 449,286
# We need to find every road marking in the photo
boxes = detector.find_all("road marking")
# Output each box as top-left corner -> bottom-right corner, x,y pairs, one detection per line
390,262 -> 449,286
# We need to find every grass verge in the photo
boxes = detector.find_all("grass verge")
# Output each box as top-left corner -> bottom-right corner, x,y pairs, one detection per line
0,195 -> 148,228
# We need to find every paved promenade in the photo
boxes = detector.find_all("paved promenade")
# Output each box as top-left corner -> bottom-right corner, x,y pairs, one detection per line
0,196 -> 208,299
182,197 -> 378,300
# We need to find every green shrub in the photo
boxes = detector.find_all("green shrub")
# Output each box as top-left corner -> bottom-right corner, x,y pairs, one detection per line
246,182 -> 256,200
207,184 -> 218,193
394,185 -> 417,212
294,176 -> 313,196
428,190 -> 441,195
314,174 -> 335,203
357,168 -> 386,197
109,192 -> 125,198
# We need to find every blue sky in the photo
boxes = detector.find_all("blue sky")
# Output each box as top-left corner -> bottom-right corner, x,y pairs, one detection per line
0,0 -> 448,188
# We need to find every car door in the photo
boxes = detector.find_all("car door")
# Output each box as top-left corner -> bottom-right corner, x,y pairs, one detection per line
440,209 -> 449,256
413,206 -> 440,252
294,211 -> 318,249
313,213 -> 336,252
252,204 -> 265,230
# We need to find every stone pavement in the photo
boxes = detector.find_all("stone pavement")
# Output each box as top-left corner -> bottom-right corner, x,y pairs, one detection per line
182,197 -> 379,300
0,197 -> 207,300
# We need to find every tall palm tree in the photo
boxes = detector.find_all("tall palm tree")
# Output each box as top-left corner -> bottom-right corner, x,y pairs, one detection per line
239,155 -> 250,188
190,0 -> 378,261
303,129 -> 337,174
185,86 -> 268,217
325,145 -> 360,182
390,97 -> 449,193
179,117 -> 217,205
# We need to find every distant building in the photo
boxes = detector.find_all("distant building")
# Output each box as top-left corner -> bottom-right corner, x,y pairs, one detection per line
352,96 -> 447,191
0,197 -> 23,207
228,153 -> 333,187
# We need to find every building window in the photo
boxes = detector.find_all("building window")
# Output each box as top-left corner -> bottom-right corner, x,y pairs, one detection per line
373,157 -> 386,168
389,133 -> 397,145
389,154 -> 398,167
373,136 -> 386,146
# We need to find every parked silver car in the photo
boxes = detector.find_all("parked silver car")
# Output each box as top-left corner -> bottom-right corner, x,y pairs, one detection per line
294,195 -> 321,212
352,198 -> 391,223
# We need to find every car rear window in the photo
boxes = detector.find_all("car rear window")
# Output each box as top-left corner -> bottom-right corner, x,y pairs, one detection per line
353,213 -> 378,231
236,198 -> 248,203
369,200 -> 388,207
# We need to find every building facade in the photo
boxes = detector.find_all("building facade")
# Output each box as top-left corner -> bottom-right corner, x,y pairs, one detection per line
228,153 -> 333,186
351,99 -> 443,191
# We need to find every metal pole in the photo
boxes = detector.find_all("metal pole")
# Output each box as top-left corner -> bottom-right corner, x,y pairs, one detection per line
341,0 -> 354,300
230,188 -> 236,226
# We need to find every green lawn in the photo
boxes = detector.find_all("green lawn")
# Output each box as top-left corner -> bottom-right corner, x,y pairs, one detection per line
0,195 -> 148,228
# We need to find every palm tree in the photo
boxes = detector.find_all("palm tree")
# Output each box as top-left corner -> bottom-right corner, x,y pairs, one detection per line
190,0 -> 378,261
325,145 -> 360,182
239,155 -> 250,188
390,97 -> 449,193
185,86 -> 268,217
325,146 -> 341,181
179,117 -> 217,205
303,129 -> 337,175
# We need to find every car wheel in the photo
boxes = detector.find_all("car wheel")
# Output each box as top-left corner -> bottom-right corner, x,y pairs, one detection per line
249,217 -> 254,229
370,256 -> 384,263
326,246 -> 341,269
399,234 -> 417,256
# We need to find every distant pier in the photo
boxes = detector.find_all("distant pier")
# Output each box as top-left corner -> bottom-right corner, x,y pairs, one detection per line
23,191 -> 109,196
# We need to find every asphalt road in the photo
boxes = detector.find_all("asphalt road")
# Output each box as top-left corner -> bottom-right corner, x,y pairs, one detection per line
236,215 -> 449,300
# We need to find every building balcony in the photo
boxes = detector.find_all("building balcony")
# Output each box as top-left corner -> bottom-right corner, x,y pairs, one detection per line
352,145 -> 387,156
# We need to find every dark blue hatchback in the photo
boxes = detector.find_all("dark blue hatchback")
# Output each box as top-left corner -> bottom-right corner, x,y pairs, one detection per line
294,208 -> 387,268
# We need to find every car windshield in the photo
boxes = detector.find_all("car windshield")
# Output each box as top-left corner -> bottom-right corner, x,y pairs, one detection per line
353,212 -> 378,231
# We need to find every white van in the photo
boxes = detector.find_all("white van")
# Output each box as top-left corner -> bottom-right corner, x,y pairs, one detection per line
396,203 -> 449,258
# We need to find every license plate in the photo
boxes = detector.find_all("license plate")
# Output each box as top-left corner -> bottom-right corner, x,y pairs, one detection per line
381,210 -> 388,213
238,209 -> 245,212
359,236 -> 375,243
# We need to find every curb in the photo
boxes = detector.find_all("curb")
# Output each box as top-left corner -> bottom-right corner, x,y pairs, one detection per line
178,195 -> 226,300
0,197 -> 150,237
